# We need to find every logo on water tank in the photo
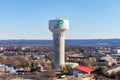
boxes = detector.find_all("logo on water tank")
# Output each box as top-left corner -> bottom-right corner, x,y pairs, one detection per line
54,20 -> 64,28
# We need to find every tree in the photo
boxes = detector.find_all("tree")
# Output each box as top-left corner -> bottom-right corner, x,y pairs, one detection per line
61,65 -> 72,74
95,67 -> 104,75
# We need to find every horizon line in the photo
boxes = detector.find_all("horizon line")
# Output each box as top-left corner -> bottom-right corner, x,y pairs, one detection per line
0,38 -> 119,40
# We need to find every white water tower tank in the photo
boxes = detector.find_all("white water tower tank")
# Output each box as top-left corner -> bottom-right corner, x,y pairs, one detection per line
49,19 -> 69,33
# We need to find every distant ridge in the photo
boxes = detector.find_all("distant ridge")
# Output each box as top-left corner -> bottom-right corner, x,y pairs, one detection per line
0,39 -> 120,46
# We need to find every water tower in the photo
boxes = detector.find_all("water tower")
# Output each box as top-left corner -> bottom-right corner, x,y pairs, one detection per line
49,19 -> 69,68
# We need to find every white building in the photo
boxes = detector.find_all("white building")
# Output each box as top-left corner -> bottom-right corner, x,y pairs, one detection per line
99,55 -> 117,66
0,47 -> 4,51
106,66 -> 120,75
0,64 -> 16,74
112,49 -> 120,54
65,62 -> 79,68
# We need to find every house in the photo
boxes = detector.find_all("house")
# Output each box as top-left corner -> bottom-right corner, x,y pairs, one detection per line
66,54 -> 86,61
69,66 -> 94,80
0,64 -> 5,74
76,66 -> 94,74
106,66 -> 120,75
111,49 -> 120,54
96,55 -> 117,66
6,64 -> 16,74
65,62 -> 79,68
0,64 -> 16,74
69,66 -> 94,76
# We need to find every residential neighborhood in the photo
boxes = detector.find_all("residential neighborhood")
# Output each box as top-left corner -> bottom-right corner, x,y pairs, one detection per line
0,46 -> 120,80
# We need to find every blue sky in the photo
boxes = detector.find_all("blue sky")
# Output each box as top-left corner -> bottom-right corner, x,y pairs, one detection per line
0,0 -> 120,39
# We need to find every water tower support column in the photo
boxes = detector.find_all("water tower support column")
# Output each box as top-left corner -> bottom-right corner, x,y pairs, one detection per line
53,33 -> 65,68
